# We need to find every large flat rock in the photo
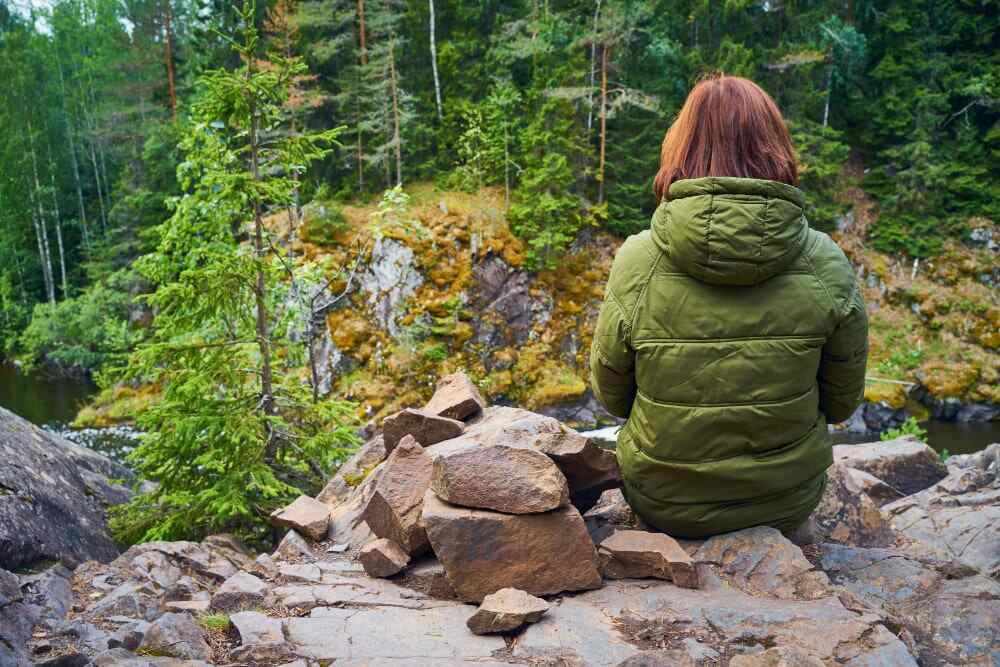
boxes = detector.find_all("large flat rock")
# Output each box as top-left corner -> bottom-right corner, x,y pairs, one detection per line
0,406 -> 133,570
421,490 -> 602,602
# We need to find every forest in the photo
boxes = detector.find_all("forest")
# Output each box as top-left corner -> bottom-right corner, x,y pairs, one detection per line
0,0 -> 997,542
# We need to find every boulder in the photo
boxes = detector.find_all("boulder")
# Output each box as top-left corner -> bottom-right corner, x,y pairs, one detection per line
466,588 -> 549,635
598,530 -> 699,589
231,610 -> 285,645
316,435 -> 387,505
584,488 -> 638,544
426,406 -> 620,511
833,437 -> 947,496
844,468 -> 904,506
269,495 -> 331,542
362,435 -> 433,556
210,571 -> 266,612
273,530 -> 314,561
811,464 -> 896,547
430,441 -> 569,513
423,372 -> 486,421
421,490 -> 602,602
694,527 -> 829,600
359,538 -> 410,578
138,612 -> 211,661
382,408 -> 464,452
0,406 -> 133,570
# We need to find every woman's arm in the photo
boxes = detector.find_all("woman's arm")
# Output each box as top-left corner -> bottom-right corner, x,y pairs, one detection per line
818,286 -> 869,423
590,291 -> 637,419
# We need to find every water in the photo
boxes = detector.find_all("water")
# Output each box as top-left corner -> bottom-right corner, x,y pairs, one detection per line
582,419 -> 1000,456
0,362 -> 139,463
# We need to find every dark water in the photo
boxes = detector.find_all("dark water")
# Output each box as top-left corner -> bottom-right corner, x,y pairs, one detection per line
0,362 -> 138,462
832,420 -> 1000,457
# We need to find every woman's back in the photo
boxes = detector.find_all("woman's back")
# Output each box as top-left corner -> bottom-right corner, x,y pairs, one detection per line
591,176 -> 867,538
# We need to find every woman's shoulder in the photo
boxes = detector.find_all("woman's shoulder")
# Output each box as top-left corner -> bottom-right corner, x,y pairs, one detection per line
607,230 -> 661,296
800,228 -> 859,314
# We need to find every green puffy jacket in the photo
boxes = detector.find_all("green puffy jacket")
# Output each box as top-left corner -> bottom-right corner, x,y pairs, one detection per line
591,177 -> 868,538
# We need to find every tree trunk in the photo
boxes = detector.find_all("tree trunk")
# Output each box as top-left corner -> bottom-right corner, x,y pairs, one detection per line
503,122 -> 510,210
428,0 -> 443,121
57,62 -> 89,249
48,150 -> 69,300
597,43 -> 609,205
27,125 -> 55,304
28,188 -> 54,305
356,0 -> 367,191
389,37 -> 403,187
822,65 -> 833,127
587,0 -> 601,131
163,0 -> 178,120
248,81 -> 279,463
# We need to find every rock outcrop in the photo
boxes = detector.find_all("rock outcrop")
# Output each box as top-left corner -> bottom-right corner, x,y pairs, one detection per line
833,436 -> 948,496
0,406 -> 133,571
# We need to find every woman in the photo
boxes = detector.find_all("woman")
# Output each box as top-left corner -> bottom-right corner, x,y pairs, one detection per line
590,74 -> 868,539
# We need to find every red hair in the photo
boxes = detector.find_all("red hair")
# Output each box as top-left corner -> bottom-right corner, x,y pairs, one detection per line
653,74 -> 798,202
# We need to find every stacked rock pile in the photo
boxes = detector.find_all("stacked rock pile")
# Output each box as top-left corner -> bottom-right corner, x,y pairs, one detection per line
271,371 -> 701,634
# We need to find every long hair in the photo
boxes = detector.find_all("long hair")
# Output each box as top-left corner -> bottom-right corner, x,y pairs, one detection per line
653,74 -> 798,202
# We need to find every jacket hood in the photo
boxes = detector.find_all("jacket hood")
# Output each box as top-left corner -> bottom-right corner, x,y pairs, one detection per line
651,177 -> 809,286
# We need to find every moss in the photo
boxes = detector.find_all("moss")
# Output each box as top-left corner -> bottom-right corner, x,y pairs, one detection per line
72,383 -> 159,428
864,381 -> 908,408
197,613 -> 231,631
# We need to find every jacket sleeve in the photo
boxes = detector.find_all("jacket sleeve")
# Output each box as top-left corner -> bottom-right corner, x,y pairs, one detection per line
590,290 -> 637,419
818,285 -> 869,423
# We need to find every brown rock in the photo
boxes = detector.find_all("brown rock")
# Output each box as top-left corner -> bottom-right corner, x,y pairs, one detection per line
362,435 -> 433,555
317,435 -> 387,505
272,530 -> 314,561
423,372 -> 486,421
358,538 -> 410,578
813,464 -> 896,547
431,442 -> 569,513
269,495 -> 330,542
383,408 -> 465,452
598,530 -> 700,589
422,490 -> 602,602
396,556 -> 458,600
466,587 -> 549,635
833,437 -> 947,496
534,429 -> 621,506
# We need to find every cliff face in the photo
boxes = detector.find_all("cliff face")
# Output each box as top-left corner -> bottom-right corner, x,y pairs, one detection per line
294,185 -> 998,430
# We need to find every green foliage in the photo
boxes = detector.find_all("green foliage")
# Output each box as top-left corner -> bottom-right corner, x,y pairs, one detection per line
197,614 -> 232,630
881,417 -> 928,443
302,203 -> 348,246
110,0 -> 357,547
790,120 -> 851,232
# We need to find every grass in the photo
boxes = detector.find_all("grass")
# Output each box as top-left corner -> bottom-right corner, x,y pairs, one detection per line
197,613 -> 231,631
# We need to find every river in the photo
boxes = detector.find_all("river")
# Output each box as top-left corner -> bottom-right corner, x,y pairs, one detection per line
0,362 -> 139,462
2,362 -> 997,461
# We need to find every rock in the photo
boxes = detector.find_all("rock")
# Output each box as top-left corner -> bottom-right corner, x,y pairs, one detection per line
426,406 -> 620,511
424,372 -> 486,421
164,600 -> 210,614
382,408 -> 464,452
466,588 -> 549,635
108,620 -> 149,651
316,435 -> 387,505
273,530 -> 314,561
358,538 -> 410,578
269,495 -> 331,542
138,612 -> 211,661
396,557 -> 458,600
210,571 -> 266,612
812,464 -> 896,547
360,236 -> 423,338
0,406 -> 133,570
92,647 -> 213,666
844,468 -> 904,506
421,490 -> 602,602
598,530 -> 699,589
362,435 -> 433,555
883,452 -> 1000,578
430,440 -> 569,513
230,641 -> 298,664
694,527 -> 829,600
728,647 -> 826,666
833,437 -> 948,496
231,611 -> 284,644
584,488 -> 638,544
819,542 -> 1000,665
0,568 -> 20,607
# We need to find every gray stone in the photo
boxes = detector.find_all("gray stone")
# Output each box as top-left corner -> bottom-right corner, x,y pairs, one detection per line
844,468 -> 904,506
273,530 -> 314,562
108,620 -> 150,651
230,641 -> 298,664
382,408 -> 465,452
92,647 -> 213,666
210,571 -> 266,612
466,587 -> 549,635
231,610 -> 284,645
360,236 -> 423,338
694,527 -> 830,600
833,437 -> 948,496
0,406 -> 133,570
138,612 -> 211,661
812,464 -> 896,547
163,600 -> 209,614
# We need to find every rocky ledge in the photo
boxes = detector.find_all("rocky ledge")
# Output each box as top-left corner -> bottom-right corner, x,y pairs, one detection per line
3,375 -> 998,666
